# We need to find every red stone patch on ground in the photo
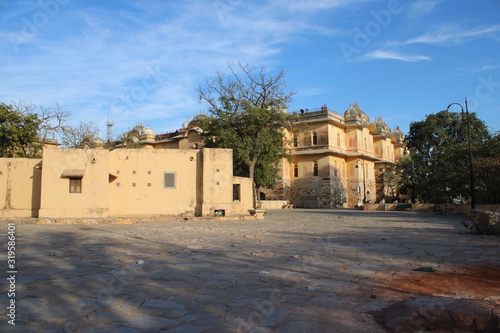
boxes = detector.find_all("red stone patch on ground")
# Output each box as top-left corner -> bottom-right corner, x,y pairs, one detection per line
381,265 -> 500,300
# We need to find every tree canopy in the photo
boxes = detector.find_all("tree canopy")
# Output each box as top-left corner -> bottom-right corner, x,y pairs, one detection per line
397,109 -> 495,204
0,102 -> 42,158
197,63 -> 298,206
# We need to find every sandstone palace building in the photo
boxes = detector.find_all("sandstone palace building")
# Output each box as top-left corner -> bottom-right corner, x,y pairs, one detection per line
266,103 -> 406,208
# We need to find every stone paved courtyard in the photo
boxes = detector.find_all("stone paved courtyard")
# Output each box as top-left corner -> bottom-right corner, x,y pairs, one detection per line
1,209 -> 499,332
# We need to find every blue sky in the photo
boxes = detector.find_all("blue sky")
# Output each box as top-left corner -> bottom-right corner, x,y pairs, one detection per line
1,0 -> 499,138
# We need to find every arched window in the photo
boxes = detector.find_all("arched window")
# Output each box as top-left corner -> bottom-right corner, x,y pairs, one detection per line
294,164 -> 298,177
364,138 -> 367,151
337,133 -> 341,147
312,131 -> 318,145
334,160 -> 338,177
313,161 -> 319,176
293,135 -> 298,147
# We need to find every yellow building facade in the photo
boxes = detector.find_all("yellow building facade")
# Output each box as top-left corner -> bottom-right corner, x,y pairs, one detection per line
262,103 -> 405,208
0,148 -> 253,218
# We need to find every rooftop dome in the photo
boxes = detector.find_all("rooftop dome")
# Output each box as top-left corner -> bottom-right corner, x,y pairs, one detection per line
344,102 -> 370,127
142,127 -> 155,136
374,117 -> 391,135
393,126 -> 405,142
93,137 -> 104,144
344,102 -> 369,119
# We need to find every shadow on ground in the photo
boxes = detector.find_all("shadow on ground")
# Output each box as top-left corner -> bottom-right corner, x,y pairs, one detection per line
0,209 -> 498,332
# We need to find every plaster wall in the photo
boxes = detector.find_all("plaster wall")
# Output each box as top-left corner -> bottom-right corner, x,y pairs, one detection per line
108,149 -> 201,216
39,149 -> 110,218
201,148 -> 234,216
0,158 -> 42,217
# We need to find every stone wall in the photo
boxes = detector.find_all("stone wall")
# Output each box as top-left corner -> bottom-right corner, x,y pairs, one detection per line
288,177 -> 346,208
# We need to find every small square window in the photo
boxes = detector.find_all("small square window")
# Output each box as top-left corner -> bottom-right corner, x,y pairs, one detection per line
163,172 -> 176,189
116,182 -> 121,187
132,183 -> 136,187
147,183 -> 152,187
147,170 -> 151,175
69,178 -> 82,193
132,170 -> 136,175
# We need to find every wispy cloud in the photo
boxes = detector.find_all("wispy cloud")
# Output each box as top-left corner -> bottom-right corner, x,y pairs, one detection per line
406,0 -> 442,17
365,50 -> 431,62
271,0 -> 373,12
399,23 -> 500,46
0,1 -> 347,133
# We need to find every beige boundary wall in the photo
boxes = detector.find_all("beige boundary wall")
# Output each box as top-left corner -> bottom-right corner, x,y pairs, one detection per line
0,158 -> 42,217
0,148 -> 253,218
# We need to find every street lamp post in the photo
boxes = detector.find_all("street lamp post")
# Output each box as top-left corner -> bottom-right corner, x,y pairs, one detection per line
355,159 -> 366,203
447,98 -> 476,210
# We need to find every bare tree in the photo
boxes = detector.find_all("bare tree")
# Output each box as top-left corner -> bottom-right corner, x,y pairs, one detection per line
61,122 -> 102,148
12,100 -> 71,142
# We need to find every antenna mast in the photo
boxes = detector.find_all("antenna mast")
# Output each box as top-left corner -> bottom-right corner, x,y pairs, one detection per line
106,113 -> 114,143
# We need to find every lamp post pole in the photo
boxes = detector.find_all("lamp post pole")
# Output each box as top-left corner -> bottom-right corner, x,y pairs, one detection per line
447,98 -> 476,209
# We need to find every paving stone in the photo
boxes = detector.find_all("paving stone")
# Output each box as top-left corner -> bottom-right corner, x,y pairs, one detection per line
191,314 -> 223,326
31,301 -> 94,321
142,299 -> 186,309
87,308 -> 128,324
124,315 -> 180,329
249,327 -> 273,333
260,308 -> 290,327
162,324 -> 205,333
121,296 -> 144,309
274,320 -> 314,333
0,320 -> 36,333
80,324 -> 122,333
17,297 -> 50,313
111,326 -> 140,333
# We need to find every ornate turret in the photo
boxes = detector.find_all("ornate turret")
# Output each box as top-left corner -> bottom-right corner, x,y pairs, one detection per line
392,126 -> 405,143
373,117 -> 391,137
344,102 -> 370,127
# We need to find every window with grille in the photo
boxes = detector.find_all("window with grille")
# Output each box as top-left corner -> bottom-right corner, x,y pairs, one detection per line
163,172 -> 176,189
69,178 -> 82,193
233,184 -> 241,201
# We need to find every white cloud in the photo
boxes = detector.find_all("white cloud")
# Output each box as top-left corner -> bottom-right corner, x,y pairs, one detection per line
407,0 -> 441,17
270,0 -> 373,12
1,1 -> 346,133
365,50 -> 430,62
401,24 -> 500,46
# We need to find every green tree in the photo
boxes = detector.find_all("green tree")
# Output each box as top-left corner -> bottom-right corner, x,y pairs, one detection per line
0,102 -> 42,158
474,131 -> 500,204
398,110 -> 491,204
197,63 -> 298,206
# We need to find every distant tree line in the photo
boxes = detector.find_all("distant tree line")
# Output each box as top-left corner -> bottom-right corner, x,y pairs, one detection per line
0,101 -> 104,158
